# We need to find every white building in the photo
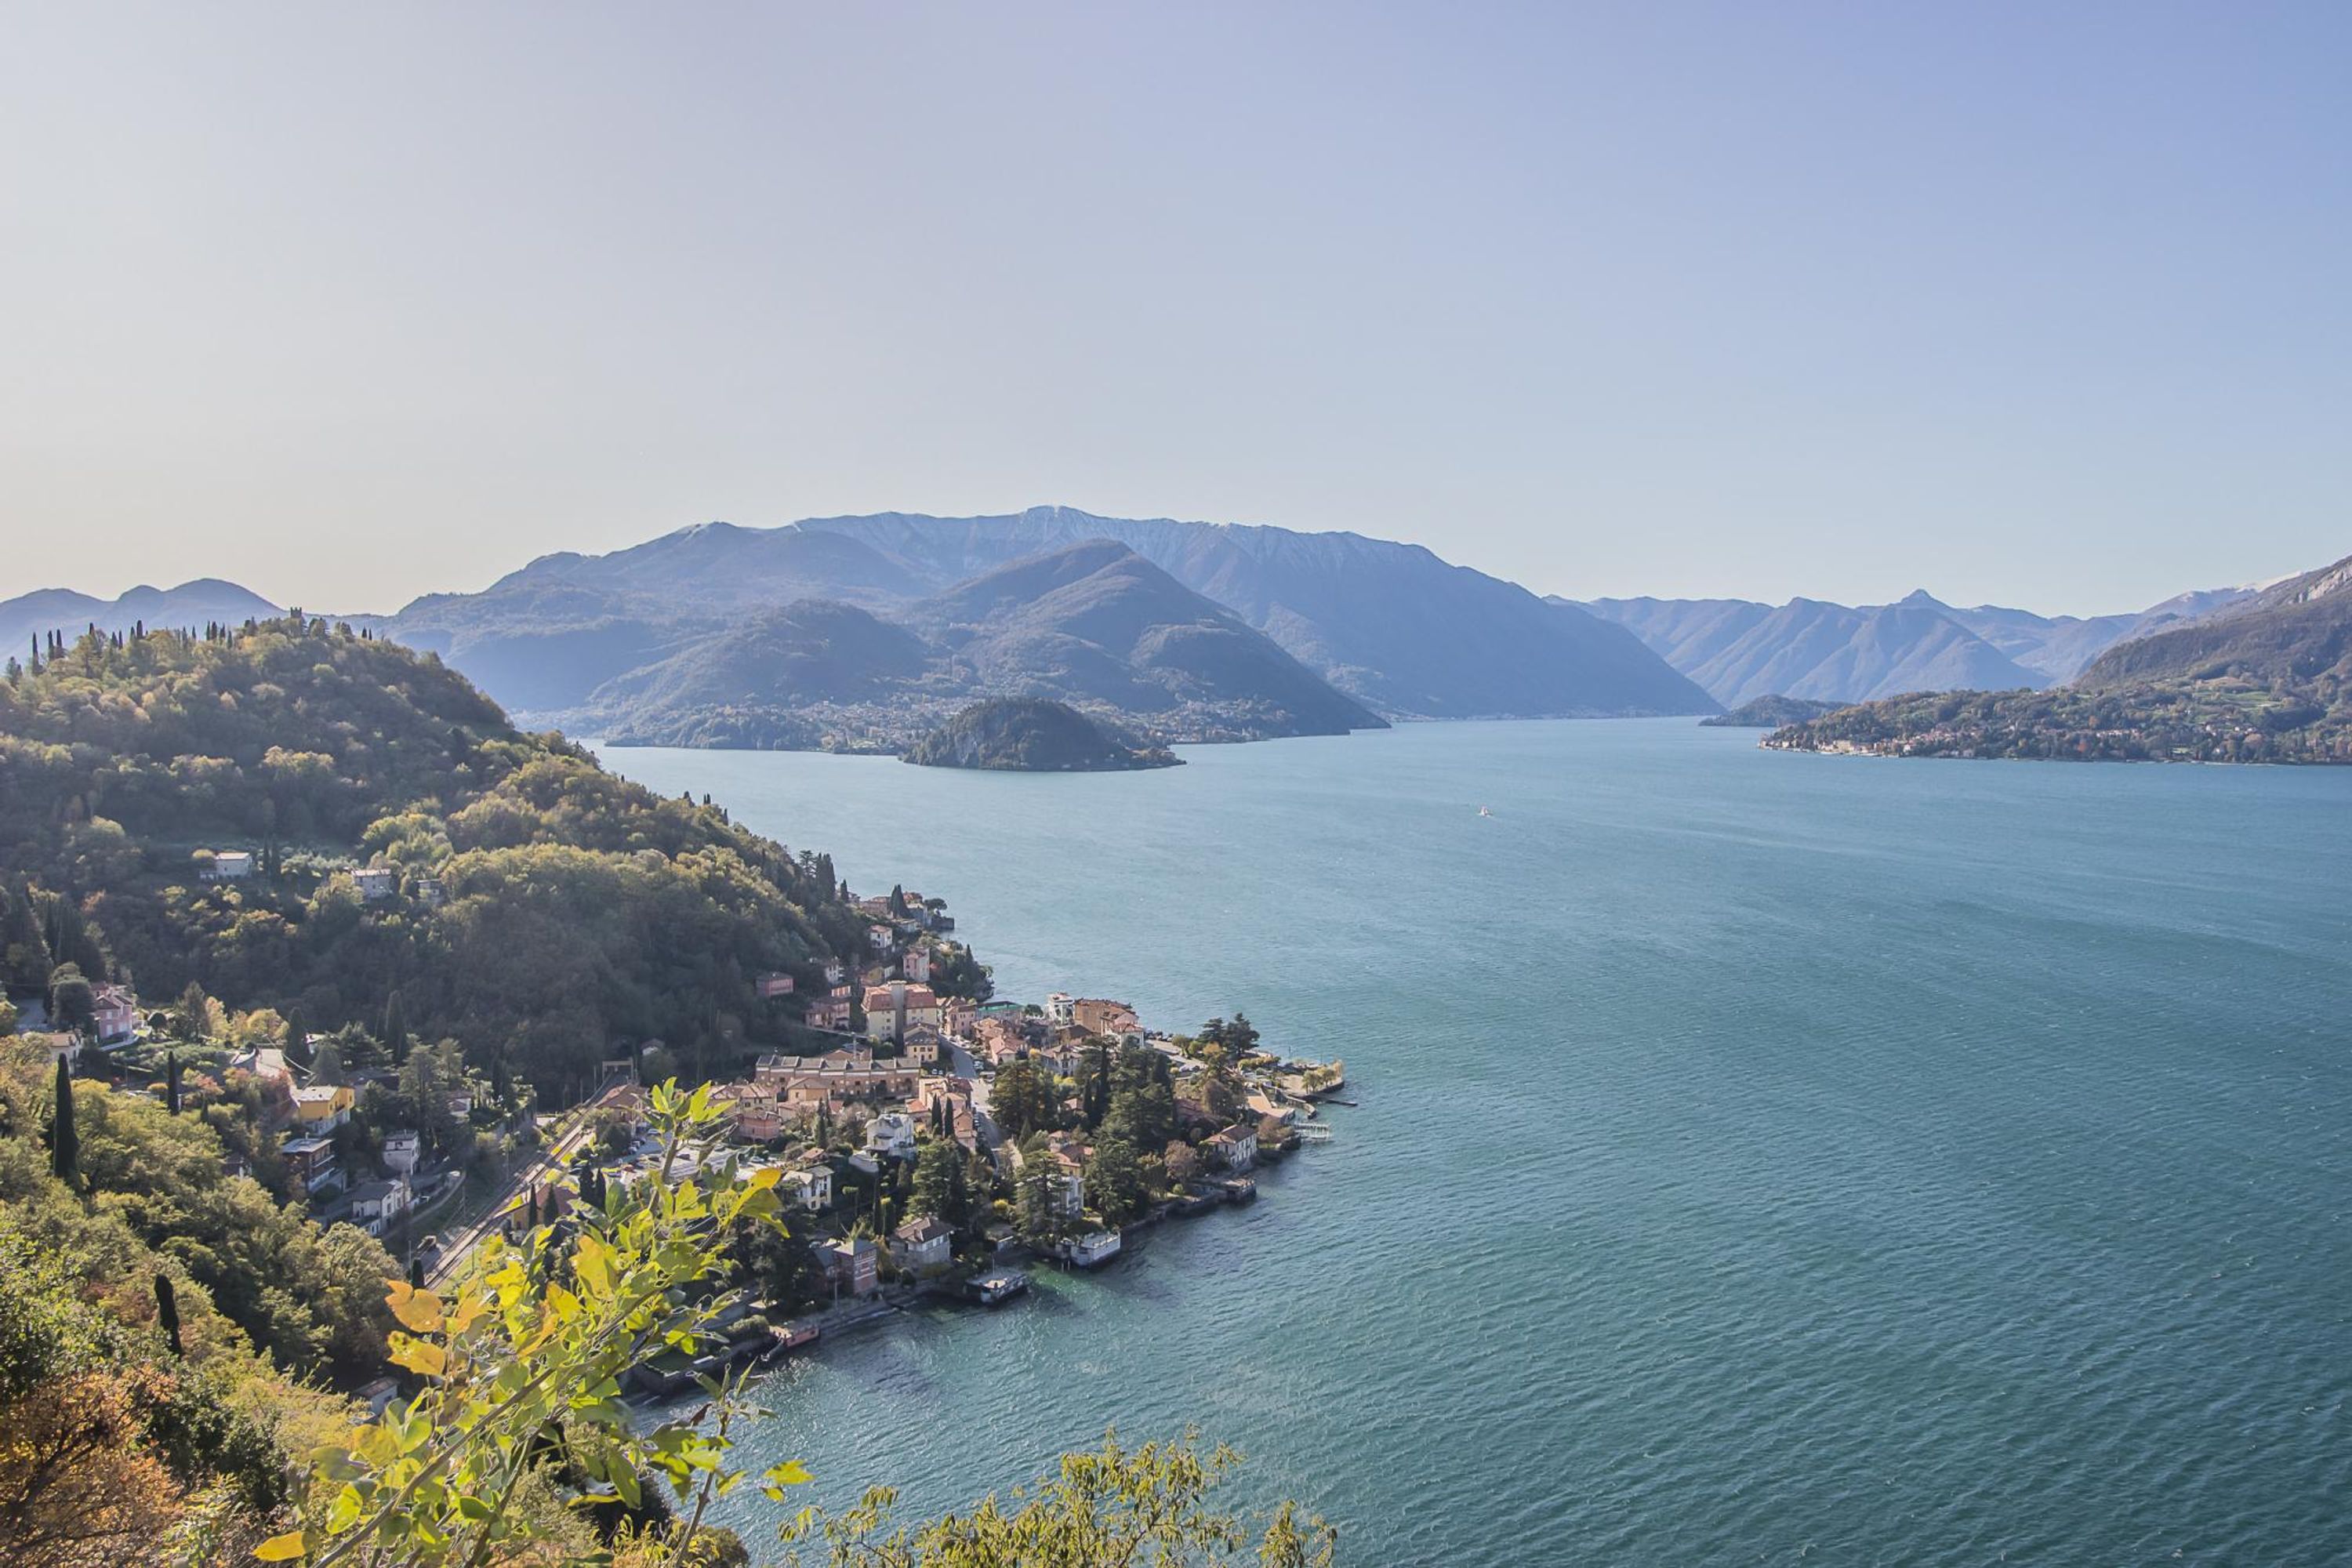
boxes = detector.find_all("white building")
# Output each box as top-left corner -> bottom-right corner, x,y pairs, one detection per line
865,1111 -> 918,1161
786,1164 -> 833,1211
209,850 -> 255,881
381,1129 -> 421,1176
347,1178 -> 412,1236
1204,1125 -> 1259,1173
354,867 -> 396,902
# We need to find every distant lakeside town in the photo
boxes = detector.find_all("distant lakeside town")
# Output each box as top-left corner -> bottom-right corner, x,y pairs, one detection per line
15,856 -> 1345,1406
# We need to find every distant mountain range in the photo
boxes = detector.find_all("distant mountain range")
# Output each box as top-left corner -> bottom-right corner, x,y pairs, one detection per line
376,506 -> 1719,742
13,521 -> 2314,762
1765,552 -> 2352,764
0,579 -> 282,656
1574,583 -> 2262,708
572,540 -> 1385,748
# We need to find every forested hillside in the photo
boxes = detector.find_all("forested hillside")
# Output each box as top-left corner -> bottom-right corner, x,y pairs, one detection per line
902,697 -> 1182,771
0,616 -> 889,1098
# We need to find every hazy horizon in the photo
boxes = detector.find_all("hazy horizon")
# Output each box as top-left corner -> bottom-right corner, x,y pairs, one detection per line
0,503 -> 2318,625
5,4 -> 2347,615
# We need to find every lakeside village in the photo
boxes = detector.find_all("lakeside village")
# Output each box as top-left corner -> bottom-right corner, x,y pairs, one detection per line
13,858 -> 1346,1405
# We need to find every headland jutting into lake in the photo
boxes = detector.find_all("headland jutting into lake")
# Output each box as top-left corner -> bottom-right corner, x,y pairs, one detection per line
423,884 -> 1345,1392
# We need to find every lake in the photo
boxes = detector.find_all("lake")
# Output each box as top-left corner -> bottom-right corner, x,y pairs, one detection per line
597,719 -> 2352,1565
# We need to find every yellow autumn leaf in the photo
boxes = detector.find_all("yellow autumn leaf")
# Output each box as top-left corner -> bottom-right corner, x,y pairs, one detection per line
573,1233 -> 614,1294
447,1290 -> 488,1334
387,1280 -> 445,1334
744,1166 -> 781,1192
388,1334 -> 448,1377
254,1530 -> 309,1561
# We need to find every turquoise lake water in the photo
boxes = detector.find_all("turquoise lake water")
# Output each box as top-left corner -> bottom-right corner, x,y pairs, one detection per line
598,720 -> 2352,1565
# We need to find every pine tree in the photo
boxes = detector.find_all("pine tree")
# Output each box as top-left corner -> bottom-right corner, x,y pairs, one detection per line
176,980 -> 210,1041
154,1275 -> 183,1356
284,1009 -> 312,1070
50,1055 -> 77,1185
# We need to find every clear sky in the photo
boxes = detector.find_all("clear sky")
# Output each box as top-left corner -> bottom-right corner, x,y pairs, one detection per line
2,2 -> 2346,616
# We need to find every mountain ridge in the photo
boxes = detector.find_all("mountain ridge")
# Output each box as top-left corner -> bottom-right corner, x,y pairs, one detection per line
574,540 -> 1383,749
1579,577 -> 2259,706
390,506 -> 1719,724
1762,550 -> 2352,764
0,578 -> 285,655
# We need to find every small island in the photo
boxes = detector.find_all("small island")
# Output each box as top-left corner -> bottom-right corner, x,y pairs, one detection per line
1700,694 -> 1846,728
902,698 -> 1182,771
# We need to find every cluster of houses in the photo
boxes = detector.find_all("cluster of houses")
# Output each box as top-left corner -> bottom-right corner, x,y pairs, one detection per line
678,949 -> 1323,1305
219,1039 -> 474,1241
192,848 -> 444,908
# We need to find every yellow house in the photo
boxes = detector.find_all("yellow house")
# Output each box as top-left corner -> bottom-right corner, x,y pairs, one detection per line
292,1083 -> 354,1131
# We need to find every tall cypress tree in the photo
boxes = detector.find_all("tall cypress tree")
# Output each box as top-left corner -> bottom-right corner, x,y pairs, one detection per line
154,1275 -> 183,1356
166,1049 -> 183,1113
384,991 -> 410,1068
1,878 -> 51,995
50,1055 -> 77,1185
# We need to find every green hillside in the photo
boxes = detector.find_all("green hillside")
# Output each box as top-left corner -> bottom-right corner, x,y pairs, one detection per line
0,617 -> 889,1097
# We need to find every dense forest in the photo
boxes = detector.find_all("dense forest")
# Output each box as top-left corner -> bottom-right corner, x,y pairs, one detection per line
0,616 -> 924,1098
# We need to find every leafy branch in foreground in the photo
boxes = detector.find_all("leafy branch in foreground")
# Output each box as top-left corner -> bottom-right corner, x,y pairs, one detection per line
260,1081 -> 797,1567
259,1082 -> 1335,1567
774,1431 -> 1336,1568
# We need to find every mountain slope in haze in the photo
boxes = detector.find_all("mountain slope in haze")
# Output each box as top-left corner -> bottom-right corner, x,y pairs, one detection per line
1582,594 -> 2042,706
912,540 -> 1382,736
573,543 -> 1383,749
577,601 -> 946,748
797,507 -> 1717,719
1765,552 -> 2352,764
391,506 -> 1717,722
1,579 -> 283,654
1581,577 -> 2263,705
2074,555 -> 2352,693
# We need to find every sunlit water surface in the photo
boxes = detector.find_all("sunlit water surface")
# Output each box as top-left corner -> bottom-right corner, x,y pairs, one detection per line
598,720 -> 2352,1565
